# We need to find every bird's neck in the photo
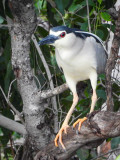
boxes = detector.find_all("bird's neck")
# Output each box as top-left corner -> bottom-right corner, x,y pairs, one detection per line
55,38 -> 84,60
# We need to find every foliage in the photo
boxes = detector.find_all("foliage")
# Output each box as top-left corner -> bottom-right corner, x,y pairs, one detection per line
0,0 -> 119,159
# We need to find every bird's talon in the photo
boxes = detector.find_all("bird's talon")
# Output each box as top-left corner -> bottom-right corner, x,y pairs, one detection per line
73,117 -> 87,132
54,125 -> 69,149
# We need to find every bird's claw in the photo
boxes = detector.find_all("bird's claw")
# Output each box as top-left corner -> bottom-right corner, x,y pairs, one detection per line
54,125 -> 69,149
73,117 -> 87,132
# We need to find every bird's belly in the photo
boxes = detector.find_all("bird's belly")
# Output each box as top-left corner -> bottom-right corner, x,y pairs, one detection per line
64,66 -> 91,81
56,48 -> 97,82
64,56 -> 95,78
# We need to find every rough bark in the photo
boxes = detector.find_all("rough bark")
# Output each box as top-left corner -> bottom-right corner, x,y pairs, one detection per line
35,111 -> 120,160
105,8 -> 120,111
9,0 -> 55,159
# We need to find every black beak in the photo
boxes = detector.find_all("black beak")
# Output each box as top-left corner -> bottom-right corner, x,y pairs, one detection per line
38,35 -> 58,45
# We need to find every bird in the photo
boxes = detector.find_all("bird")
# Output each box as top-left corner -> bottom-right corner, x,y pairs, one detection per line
38,26 -> 107,149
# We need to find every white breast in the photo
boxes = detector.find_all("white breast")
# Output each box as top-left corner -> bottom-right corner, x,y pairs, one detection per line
55,37 -> 97,82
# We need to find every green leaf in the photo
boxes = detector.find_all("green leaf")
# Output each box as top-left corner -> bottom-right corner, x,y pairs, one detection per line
97,25 -> 109,41
79,98 -> 90,106
54,0 -> 73,15
61,75 -> 66,82
96,89 -> 106,100
54,0 -> 65,15
106,138 -> 112,142
111,137 -> 120,149
79,21 -> 88,31
34,0 -> 43,10
3,37 -> 11,65
81,0 -> 95,7
0,16 -> 4,23
96,29 -> 104,39
63,95 -> 73,101
98,0 -> 102,5
98,74 -> 105,80
68,3 -> 80,12
101,12 -> 111,21
4,61 -> 12,94
50,53 -> 57,67
77,148 -> 89,160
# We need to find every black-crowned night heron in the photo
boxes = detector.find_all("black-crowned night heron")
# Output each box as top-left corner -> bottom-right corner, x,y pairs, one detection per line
38,26 -> 107,149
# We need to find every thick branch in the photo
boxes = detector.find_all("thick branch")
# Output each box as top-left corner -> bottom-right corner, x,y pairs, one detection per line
35,111 -> 120,160
0,114 -> 26,135
33,83 -> 68,102
105,8 -> 120,111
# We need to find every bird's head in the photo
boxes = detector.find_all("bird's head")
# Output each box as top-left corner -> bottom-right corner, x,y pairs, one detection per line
38,26 -> 79,48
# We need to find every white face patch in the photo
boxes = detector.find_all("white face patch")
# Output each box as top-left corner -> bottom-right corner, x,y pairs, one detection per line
49,30 -> 76,48
49,30 -> 67,37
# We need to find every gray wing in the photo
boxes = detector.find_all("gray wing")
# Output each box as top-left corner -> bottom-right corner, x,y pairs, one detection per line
95,42 -> 108,74
75,31 -> 108,74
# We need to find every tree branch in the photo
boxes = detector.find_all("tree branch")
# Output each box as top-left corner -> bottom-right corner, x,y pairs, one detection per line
0,114 -> 26,135
91,147 -> 120,160
34,111 -> 120,160
33,83 -> 68,102
0,85 -> 24,124
108,8 -> 118,20
105,8 -> 120,111
86,0 -> 91,32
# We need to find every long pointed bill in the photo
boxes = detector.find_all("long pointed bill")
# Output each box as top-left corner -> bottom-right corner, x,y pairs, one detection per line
38,35 -> 58,45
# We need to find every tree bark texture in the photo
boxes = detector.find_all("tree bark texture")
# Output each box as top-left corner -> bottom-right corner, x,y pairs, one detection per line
105,8 -> 120,111
35,111 -> 120,160
9,0 -> 55,159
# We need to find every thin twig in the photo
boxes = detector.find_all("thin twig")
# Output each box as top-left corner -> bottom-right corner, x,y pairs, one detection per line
55,8 -> 66,26
91,147 -> 120,160
69,113 -> 82,125
33,75 -> 41,89
86,0 -> 91,32
32,34 -> 58,133
7,78 -> 16,99
46,0 -> 65,25
13,145 -> 22,160
99,78 -> 120,99
0,86 -> 24,124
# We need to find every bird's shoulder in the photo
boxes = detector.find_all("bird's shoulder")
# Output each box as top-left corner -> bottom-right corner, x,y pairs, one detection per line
72,29 -> 108,55
73,30 -> 102,44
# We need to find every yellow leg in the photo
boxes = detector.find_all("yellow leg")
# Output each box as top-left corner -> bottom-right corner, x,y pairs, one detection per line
54,93 -> 79,149
73,90 -> 97,131
90,89 -> 97,113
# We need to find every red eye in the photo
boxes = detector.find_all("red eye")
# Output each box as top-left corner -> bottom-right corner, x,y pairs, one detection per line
60,32 -> 66,38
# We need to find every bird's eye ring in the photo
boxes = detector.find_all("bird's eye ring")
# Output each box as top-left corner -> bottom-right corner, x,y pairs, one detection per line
60,32 -> 66,38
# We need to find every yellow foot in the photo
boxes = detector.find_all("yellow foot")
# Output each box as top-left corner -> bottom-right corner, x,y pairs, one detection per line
73,117 -> 87,131
54,125 -> 69,149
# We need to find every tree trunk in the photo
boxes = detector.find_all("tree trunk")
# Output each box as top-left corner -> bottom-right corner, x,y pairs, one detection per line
8,0 -> 55,159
